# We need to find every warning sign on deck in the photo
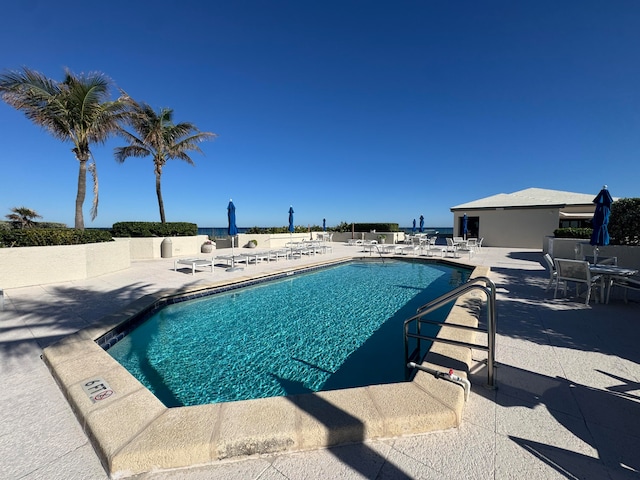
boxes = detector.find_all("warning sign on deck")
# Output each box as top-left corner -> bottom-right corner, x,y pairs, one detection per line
81,378 -> 115,403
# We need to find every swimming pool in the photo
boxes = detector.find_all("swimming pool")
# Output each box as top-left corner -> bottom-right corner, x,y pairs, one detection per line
107,259 -> 470,407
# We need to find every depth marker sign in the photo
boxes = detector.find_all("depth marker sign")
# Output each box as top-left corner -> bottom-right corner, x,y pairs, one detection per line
81,378 -> 114,403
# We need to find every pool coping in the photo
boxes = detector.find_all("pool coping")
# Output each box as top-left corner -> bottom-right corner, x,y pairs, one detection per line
41,257 -> 490,478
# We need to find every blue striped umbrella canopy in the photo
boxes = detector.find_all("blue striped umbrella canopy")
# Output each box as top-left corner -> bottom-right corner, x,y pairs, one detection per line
288,206 -> 295,233
590,185 -> 613,247
227,200 -> 238,236
412,219 -> 416,233
419,215 -> 424,233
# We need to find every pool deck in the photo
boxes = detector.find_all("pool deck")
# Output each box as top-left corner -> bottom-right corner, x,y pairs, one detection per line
2,244 -> 639,479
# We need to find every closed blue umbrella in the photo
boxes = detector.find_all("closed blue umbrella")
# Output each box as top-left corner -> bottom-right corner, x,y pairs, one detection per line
288,206 -> 295,233
419,215 -> 424,233
227,199 -> 242,271
463,213 -> 468,240
227,199 -> 238,237
288,206 -> 295,251
323,218 -> 326,231
412,219 -> 416,234
590,185 -> 613,263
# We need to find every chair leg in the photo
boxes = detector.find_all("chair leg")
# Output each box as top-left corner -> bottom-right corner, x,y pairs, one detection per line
585,287 -> 591,305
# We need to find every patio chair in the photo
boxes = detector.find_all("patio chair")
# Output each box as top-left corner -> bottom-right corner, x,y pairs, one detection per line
466,238 -> 477,249
542,253 -> 557,291
421,236 -> 439,256
553,258 -> 601,305
445,237 -> 459,257
609,276 -> 640,303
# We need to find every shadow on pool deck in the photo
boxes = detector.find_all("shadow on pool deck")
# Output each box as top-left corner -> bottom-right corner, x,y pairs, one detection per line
276,376 -> 414,479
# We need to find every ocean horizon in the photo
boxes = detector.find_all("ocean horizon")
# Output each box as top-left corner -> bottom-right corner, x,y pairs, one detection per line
199,227 -> 454,238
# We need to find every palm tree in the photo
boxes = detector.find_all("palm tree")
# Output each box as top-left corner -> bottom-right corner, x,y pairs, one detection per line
0,67 -> 130,229
6,207 -> 42,229
115,101 -> 216,223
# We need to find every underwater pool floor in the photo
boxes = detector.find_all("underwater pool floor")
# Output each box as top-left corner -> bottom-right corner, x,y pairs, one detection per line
42,255 -> 489,478
107,260 -> 470,407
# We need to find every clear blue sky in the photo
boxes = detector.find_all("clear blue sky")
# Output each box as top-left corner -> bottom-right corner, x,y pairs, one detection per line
1,1 -> 639,229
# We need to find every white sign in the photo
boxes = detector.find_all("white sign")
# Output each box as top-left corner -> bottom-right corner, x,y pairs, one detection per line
81,378 -> 114,403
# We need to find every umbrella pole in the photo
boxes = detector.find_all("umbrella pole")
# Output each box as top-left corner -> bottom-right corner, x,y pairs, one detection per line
226,235 -> 243,272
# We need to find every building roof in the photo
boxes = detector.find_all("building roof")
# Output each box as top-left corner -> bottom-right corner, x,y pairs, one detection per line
450,188 -> 598,211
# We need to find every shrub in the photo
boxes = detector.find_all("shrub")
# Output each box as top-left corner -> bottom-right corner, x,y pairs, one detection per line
0,228 -> 113,247
354,223 -> 399,232
112,222 -> 197,237
553,228 -> 592,239
609,198 -> 640,245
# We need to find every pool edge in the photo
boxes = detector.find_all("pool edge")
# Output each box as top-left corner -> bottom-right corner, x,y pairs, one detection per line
41,259 -> 490,478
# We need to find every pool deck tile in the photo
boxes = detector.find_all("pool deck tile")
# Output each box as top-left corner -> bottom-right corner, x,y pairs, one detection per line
2,244 -> 640,479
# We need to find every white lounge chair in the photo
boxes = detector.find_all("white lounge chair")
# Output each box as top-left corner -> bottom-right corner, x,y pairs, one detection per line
174,258 -> 214,275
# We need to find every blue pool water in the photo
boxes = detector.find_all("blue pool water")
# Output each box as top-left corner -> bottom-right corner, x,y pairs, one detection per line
107,260 -> 469,407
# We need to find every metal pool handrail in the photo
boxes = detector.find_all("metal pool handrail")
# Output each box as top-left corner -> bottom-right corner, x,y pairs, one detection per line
404,276 -> 497,389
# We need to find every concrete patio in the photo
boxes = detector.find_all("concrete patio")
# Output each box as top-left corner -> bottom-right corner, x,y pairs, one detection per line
1,244 -> 639,479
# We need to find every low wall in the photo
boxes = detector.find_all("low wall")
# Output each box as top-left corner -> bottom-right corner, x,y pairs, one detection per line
0,241 -> 131,289
545,237 -> 640,270
0,235 -> 211,289
118,235 -> 210,260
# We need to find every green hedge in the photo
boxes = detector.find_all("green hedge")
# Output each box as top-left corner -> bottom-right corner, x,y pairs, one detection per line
353,223 -> 400,232
112,222 -> 197,237
0,228 -> 113,247
609,198 -> 640,246
553,228 -> 592,239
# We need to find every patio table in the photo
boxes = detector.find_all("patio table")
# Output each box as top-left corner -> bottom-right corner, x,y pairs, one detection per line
589,264 -> 638,303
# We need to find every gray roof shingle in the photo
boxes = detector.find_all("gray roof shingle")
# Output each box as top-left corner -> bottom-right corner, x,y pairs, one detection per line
451,188 -> 598,210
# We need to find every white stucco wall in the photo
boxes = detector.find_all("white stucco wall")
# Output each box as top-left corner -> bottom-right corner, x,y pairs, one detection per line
0,241 -> 131,289
454,208 -> 560,249
0,235 -> 210,288
115,235 -> 210,259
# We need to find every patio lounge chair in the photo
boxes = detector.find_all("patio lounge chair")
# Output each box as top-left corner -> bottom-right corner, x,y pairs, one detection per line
553,258 -> 601,305
174,258 -> 214,275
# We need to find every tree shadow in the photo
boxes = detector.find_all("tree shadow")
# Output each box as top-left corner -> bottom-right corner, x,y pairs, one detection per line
469,250 -> 640,477
273,375 -> 414,479
0,277 -> 204,368
471,362 -> 640,478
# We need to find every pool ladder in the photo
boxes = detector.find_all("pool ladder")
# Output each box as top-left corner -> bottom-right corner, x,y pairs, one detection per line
403,276 -> 497,390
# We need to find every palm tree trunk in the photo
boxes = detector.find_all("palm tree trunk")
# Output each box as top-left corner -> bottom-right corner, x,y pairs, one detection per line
75,159 -> 87,230
156,171 -> 166,224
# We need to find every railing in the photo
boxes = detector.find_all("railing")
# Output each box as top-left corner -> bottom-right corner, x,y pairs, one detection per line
404,276 -> 497,389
